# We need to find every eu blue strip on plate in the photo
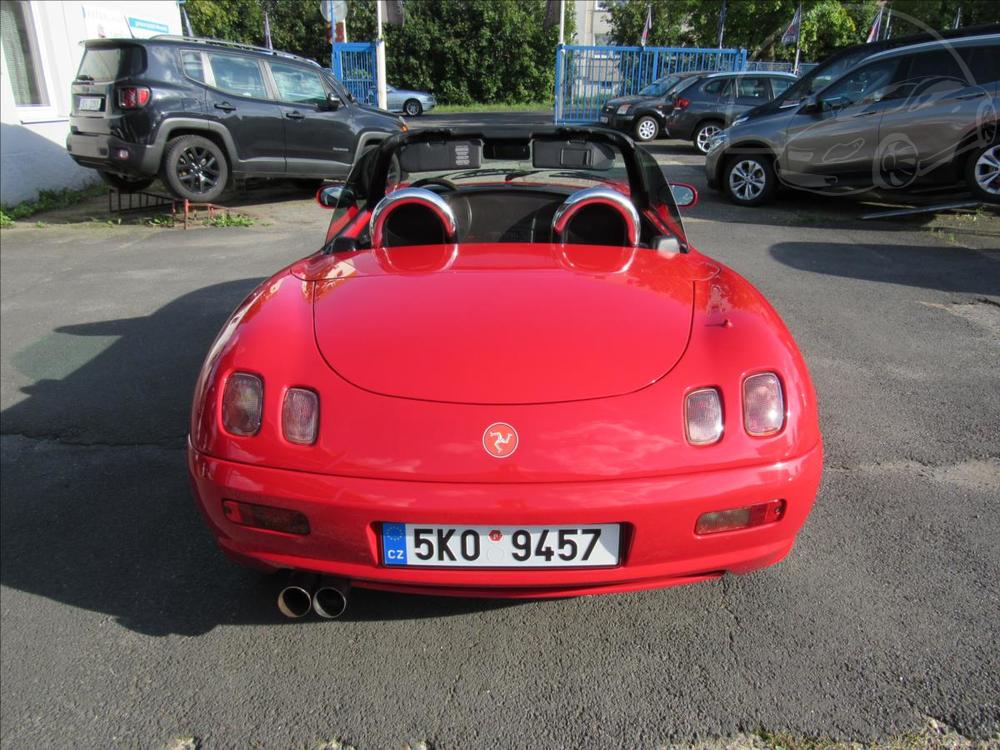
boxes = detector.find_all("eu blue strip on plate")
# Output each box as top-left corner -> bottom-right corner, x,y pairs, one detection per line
382,522 -> 407,565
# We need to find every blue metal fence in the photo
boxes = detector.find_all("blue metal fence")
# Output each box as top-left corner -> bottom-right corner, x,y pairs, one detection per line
332,41 -> 378,105
555,44 -> 749,124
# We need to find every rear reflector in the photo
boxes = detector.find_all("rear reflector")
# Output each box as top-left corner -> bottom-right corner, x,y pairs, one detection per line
222,499 -> 310,535
221,372 -> 263,436
695,499 -> 786,535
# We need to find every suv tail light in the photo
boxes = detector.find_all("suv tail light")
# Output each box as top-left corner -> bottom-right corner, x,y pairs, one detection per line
685,388 -> 723,445
674,97 -> 690,110
118,86 -> 151,109
743,372 -> 785,436
221,372 -> 263,436
695,499 -> 785,535
282,388 -> 319,445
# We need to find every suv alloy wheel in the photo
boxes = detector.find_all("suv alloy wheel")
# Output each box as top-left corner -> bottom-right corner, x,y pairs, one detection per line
162,135 -> 229,203
724,154 -> 777,206
694,121 -> 723,155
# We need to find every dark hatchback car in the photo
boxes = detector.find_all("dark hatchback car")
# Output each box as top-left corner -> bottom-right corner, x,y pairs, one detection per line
67,36 -> 404,202
599,72 -> 704,143
663,72 -> 797,153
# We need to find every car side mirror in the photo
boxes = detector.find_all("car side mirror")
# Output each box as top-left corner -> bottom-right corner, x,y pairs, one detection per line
316,183 -> 354,209
668,182 -> 698,208
800,94 -> 821,114
326,92 -> 342,111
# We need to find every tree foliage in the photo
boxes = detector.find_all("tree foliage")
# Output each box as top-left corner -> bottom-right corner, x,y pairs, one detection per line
607,0 -> 997,62
348,0 -> 573,104
185,0 -> 573,105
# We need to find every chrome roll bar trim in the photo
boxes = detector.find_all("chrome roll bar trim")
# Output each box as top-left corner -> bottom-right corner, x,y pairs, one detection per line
369,187 -> 458,248
551,187 -> 641,247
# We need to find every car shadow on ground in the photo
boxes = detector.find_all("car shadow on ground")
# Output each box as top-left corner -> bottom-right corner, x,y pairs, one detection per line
0,280 -> 518,636
769,240 -> 1000,296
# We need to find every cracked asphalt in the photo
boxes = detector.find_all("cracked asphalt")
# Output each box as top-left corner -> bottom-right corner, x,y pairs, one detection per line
2,116 -> 999,749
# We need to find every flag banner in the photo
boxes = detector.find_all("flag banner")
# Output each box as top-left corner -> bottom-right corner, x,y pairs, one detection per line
640,4 -> 652,46
866,6 -> 883,43
781,4 -> 802,45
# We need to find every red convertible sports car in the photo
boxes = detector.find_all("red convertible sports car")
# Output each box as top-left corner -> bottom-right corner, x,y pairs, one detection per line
188,127 -> 822,618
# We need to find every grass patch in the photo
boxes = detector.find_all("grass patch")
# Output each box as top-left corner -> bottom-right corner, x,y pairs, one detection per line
432,101 -> 553,113
206,212 -> 254,227
0,185 -> 103,226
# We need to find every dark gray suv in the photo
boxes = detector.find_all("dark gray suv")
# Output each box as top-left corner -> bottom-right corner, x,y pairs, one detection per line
662,72 -> 796,154
705,35 -> 999,206
67,36 -> 404,202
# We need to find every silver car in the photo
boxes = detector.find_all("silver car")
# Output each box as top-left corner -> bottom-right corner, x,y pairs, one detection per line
386,84 -> 436,116
705,34 -> 999,205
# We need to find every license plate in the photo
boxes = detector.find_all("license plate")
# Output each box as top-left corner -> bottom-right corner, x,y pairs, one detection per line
381,523 -> 620,567
78,96 -> 103,111
599,115 -> 609,123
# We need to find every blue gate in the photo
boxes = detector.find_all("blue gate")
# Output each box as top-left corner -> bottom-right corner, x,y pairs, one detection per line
332,41 -> 378,105
555,45 -> 749,124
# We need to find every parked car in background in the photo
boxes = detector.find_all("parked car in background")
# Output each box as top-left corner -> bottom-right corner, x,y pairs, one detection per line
599,72 -> 705,142
662,71 -> 797,153
67,36 -> 404,202
705,35 -> 1000,206
386,84 -> 436,116
737,23 -> 1000,124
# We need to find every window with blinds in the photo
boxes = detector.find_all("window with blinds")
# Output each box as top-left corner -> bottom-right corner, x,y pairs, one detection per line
0,1 -> 48,106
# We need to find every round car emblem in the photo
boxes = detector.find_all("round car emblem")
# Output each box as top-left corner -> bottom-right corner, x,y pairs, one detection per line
482,422 -> 518,458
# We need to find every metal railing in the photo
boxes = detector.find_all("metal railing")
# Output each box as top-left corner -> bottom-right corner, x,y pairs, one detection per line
555,44 -> 749,124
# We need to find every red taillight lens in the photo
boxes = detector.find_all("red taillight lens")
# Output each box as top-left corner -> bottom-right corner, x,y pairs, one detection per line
685,387 -> 723,445
675,97 -> 690,110
222,499 -> 310,535
221,372 -> 263,436
118,86 -> 151,109
695,499 -> 786,535
282,388 -> 319,445
743,372 -> 785,436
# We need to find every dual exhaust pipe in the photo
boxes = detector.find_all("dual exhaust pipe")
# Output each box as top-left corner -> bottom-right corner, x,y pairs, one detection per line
277,572 -> 350,619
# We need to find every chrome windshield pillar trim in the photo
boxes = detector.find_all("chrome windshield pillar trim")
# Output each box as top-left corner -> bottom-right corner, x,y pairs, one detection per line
552,187 -> 641,247
369,187 -> 458,248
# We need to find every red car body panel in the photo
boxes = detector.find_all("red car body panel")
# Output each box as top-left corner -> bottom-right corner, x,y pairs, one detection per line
189,238 -> 822,597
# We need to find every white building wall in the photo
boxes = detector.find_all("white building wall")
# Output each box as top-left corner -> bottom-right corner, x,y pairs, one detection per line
1,0 -> 181,205
573,0 -> 612,46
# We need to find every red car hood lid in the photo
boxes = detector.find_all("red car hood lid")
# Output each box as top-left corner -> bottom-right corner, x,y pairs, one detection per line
309,243 -> 715,404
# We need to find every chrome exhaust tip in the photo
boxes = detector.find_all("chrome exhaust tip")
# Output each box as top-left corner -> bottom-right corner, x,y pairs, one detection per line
277,571 -> 318,619
312,577 -> 350,619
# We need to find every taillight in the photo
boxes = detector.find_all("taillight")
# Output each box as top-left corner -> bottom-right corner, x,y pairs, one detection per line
118,86 -> 151,109
743,372 -> 785,436
685,387 -> 723,445
695,499 -> 786,535
675,97 -> 690,110
222,499 -> 310,535
282,388 -> 319,445
221,372 -> 263,436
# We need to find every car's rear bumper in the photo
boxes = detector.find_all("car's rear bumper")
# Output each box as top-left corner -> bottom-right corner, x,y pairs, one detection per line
189,441 -> 822,598
66,132 -> 161,177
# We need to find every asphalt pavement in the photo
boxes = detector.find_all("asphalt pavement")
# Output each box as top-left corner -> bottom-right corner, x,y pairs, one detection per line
1,114 -> 999,749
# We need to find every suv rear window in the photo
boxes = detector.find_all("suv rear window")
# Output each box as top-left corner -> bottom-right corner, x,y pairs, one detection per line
77,45 -> 145,81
